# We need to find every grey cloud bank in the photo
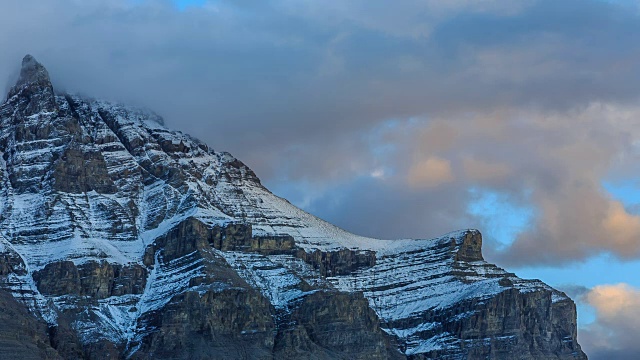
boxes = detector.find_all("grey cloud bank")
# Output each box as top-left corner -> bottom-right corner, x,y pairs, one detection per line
2,0 -> 640,265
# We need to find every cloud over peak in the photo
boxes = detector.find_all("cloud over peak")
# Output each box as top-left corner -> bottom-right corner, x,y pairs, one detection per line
1,0 -> 640,268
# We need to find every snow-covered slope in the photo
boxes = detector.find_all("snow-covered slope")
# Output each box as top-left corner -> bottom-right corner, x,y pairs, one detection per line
0,56 -> 587,359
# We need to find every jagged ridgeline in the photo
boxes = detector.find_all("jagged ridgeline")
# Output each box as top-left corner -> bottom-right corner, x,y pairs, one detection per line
0,55 -> 587,359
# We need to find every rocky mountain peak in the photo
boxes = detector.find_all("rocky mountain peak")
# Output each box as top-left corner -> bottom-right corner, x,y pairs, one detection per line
4,54 -> 56,115
0,56 -> 587,359
18,55 -> 50,86
8,55 -> 53,96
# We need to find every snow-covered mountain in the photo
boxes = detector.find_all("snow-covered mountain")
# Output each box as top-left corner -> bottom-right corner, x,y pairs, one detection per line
0,55 -> 587,359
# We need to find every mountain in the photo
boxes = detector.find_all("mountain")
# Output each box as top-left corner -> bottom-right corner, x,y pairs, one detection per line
0,55 -> 587,359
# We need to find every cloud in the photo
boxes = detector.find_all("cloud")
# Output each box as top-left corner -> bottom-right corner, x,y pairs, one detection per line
408,156 -> 455,188
433,104 -> 640,265
463,158 -> 511,181
558,284 -> 591,300
303,176 -> 476,241
603,201 -> 640,252
1,0 -> 640,266
579,283 -> 640,359
294,103 -> 640,265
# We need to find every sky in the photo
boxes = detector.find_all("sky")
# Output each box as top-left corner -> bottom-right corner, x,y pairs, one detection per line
1,0 -> 640,357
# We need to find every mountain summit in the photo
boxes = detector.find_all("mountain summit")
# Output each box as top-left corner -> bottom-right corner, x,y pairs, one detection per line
0,56 -> 587,359
16,55 -> 51,88
6,54 -> 56,113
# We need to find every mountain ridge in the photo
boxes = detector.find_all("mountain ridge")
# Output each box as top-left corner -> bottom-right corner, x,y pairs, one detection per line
0,55 -> 587,359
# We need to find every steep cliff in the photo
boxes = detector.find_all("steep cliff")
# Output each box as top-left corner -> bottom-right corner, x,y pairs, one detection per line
0,55 -> 587,359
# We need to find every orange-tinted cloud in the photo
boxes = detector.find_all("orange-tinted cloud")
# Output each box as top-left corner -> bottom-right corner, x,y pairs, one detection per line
580,284 -> 640,359
407,156 -> 455,188
602,201 -> 640,255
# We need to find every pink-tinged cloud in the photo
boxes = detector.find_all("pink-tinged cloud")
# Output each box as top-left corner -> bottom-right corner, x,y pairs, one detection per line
580,283 -> 640,359
407,156 -> 455,188
602,202 -> 640,254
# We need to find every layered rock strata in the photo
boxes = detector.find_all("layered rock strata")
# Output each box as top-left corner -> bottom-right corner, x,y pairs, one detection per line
0,55 -> 587,359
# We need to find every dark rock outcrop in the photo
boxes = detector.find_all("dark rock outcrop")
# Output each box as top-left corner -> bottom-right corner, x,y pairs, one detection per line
250,235 -> 296,255
6,54 -> 56,114
402,289 -> 583,359
33,261 -> 147,298
52,147 -> 117,194
296,248 -> 377,276
454,230 -> 484,262
0,289 -> 60,360
0,248 -> 27,276
132,289 -> 276,360
275,291 -> 404,360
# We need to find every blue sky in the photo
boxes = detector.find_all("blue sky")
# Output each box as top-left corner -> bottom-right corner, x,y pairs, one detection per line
605,180 -> 640,212
466,188 -> 534,248
173,0 -> 206,10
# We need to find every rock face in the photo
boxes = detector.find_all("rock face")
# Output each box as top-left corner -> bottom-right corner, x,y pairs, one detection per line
296,248 -> 377,276
0,290 -> 61,360
0,55 -> 588,359
33,261 -> 147,298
